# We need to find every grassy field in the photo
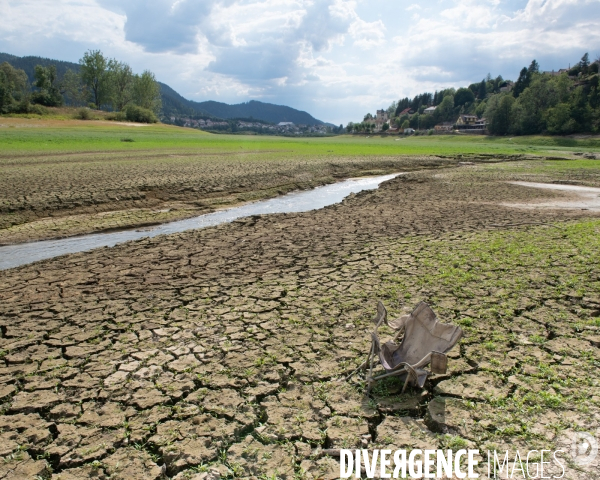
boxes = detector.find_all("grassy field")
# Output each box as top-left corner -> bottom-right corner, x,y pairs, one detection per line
2,117 -> 600,156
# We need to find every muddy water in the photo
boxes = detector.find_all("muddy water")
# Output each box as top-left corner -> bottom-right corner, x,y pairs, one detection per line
0,173 -> 401,270
506,181 -> 600,211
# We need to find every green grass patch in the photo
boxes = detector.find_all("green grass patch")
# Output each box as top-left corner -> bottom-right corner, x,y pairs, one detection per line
2,119 -> 600,157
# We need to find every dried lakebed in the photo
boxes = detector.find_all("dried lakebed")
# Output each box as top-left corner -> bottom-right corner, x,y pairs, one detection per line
0,173 -> 400,271
0,168 -> 599,479
505,181 -> 600,211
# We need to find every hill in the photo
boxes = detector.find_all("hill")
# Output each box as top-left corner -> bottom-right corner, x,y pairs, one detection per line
0,52 -> 78,83
0,52 -> 328,125
191,100 -> 326,125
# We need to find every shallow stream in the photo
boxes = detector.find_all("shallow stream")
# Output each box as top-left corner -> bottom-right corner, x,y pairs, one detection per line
505,181 -> 600,211
0,173 -> 401,270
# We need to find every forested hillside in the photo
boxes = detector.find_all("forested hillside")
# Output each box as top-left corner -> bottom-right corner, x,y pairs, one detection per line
353,53 -> 600,135
0,52 -> 328,125
0,52 -> 78,83
192,100 -> 326,125
0,50 -> 162,122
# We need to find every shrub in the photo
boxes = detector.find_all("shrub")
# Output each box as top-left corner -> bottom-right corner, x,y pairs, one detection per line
31,90 -> 63,107
11,100 -> 48,115
125,105 -> 158,123
29,104 -> 48,115
106,111 -> 126,121
75,108 -> 92,120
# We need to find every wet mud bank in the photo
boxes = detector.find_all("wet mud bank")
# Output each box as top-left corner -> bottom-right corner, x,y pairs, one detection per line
505,181 -> 600,211
0,155 -> 455,245
0,173 -> 401,270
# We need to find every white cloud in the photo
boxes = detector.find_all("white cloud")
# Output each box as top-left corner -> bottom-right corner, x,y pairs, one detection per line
0,0 -> 125,47
349,18 -> 386,49
0,0 -> 598,124
440,1 -> 497,29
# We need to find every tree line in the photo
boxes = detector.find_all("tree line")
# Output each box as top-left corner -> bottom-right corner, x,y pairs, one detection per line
349,53 -> 599,135
485,55 -> 599,135
0,50 -> 161,122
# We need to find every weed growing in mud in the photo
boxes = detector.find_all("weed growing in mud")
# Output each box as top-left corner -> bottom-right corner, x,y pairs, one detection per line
440,435 -> 469,450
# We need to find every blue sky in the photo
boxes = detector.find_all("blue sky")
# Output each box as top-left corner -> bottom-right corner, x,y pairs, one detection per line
0,0 -> 599,124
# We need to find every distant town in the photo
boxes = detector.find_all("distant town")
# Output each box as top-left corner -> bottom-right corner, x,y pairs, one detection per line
351,53 -> 599,136
351,108 -> 488,135
168,117 -> 343,136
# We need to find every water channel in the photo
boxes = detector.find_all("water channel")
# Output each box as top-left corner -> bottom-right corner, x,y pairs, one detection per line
0,173 -> 401,270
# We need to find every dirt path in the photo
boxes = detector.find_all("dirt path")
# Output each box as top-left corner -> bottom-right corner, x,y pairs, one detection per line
0,167 -> 599,479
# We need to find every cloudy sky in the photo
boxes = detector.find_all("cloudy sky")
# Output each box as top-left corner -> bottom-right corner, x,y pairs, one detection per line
1,0 -> 599,124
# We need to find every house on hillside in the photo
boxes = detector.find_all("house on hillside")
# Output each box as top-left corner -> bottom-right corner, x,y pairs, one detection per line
499,81 -> 514,92
455,116 -> 486,133
434,122 -> 454,132
278,122 -> 294,126
374,109 -> 390,131
398,107 -> 413,117
544,69 -> 569,76
424,106 -> 437,115
456,114 -> 478,126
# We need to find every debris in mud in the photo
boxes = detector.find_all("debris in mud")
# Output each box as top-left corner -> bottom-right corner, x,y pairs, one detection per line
348,301 -> 462,395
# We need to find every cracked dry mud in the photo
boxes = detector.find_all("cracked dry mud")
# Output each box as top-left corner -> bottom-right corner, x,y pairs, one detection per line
0,148 -> 461,244
1,164 -> 599,479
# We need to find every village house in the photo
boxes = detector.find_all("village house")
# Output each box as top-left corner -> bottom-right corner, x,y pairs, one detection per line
454,115 -> 487,133
424,106 -> 436,115
499,81 -> 514,92
543,69 -> 569,76
374,109 -> 389,131
434,122 -> 454,132
455,114 -> 478,126
397,107 -> 412,117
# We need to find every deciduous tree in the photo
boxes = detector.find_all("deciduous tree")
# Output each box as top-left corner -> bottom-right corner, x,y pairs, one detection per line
487,94 -> 514,135
0,62 -> 27,113
32,65 -> 63,106
61,69 -> 87,106
132,70 -> 162,114
454,88 -> 475,107
79,50 -> 110,108
109,61 -> 134,111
